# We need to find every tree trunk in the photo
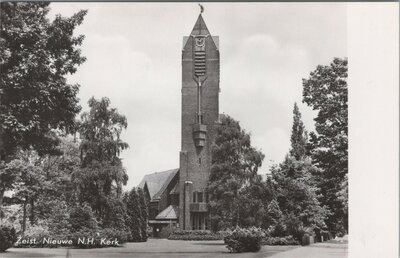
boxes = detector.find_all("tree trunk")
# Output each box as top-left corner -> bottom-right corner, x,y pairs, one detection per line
0,188 -> 4,222
29,198 -> 35,225
22,198 -> 27,233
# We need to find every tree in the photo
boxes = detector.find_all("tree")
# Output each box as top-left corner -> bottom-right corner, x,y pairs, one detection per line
208,115 -> 264,231
137,187 -> 148,241
302,57 -> 348,235
4,151 -> 45,232
270,156 -> 328,241
125,188 -> 143,242
289,103 -> 308,161
0,161 -> 18,221
74,97 -> 129,219
0,1 -> 86,215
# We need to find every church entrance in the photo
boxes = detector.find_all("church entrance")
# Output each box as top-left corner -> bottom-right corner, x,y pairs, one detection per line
191,212 -> 209,230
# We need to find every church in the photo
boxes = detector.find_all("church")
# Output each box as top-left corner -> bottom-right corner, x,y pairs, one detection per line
138,12 -> 220,238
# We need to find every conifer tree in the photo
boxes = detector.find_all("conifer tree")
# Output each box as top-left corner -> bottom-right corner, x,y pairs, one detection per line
137,187 -> 148,241
289,103 -> 308,161
268,101 -> 328,241
126,188 -> 142,242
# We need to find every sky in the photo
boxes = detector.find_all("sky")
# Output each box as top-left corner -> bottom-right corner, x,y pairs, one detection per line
48,3 -> 347,189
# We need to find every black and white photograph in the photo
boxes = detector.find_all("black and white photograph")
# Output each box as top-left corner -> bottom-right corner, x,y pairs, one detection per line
0,2 -> 398,258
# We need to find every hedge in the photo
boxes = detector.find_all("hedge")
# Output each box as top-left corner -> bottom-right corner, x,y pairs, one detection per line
262,235 -> 299,245
168,230 -> 225,241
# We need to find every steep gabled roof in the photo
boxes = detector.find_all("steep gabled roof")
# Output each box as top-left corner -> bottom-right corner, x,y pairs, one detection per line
138,168 -> 179,201
155,205 -> 178,220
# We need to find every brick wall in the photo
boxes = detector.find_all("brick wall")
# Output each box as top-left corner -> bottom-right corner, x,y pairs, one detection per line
179,15 -> 220,229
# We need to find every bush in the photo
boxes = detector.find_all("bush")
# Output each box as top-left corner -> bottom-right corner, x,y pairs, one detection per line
263,235 -> 299,246
224,227 -> 264,253
168,230 -> 224,241
69,204 -> 98,233
0,224 -> 17,252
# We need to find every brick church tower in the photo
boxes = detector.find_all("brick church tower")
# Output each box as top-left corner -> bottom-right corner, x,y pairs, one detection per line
179,13 -> 220,230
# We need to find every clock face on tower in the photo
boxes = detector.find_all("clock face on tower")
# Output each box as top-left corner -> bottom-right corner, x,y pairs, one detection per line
194,36 -> 205,52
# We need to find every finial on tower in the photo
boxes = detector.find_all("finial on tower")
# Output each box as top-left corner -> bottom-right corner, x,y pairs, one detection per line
199,4 -> 204,14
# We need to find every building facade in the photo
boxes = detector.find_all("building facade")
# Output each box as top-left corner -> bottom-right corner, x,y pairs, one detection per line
139,13 -> 220,237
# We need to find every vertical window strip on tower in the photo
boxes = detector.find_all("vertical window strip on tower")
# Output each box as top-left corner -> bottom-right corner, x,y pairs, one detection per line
194,51 -> 206,77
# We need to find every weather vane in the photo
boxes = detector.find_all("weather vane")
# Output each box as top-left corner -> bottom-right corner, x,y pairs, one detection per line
199,4 -> 204,14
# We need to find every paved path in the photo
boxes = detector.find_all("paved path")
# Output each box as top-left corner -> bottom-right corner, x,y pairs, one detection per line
2,238 -> 347,258
269,237 -> 348,258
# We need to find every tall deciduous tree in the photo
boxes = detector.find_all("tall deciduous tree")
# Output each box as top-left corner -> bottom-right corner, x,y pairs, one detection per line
208,115 -> 264,231
302,57 -> 348,235
0,2 -> 86,159
0,2 -> 86,213
74,97 -> 129,219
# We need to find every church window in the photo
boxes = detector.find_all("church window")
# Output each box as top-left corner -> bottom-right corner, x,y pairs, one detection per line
198,191 -> 203,202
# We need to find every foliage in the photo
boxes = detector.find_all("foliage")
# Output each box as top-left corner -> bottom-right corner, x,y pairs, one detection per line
289,103 -> 308,160
168,230 -> 224,241
263,235 -> 299,246
68,204 -> 98,233
137,187 -> 148,241
208,115 -> 264,231
302,57 -> 348,235
125,188 -> 143,242
0,224 -> 17,252
262,198 -> 282,230
16,203 -> 127,248
0,3 -> 130,248
75,97 -> 129,220
270,156 -> 328,242
79,97 -> 129,166
224,227 -> 264,253
101,198 -> 127,232
1,150 -> 46,231
237,178 -> 273,228
0,2 -> 86,159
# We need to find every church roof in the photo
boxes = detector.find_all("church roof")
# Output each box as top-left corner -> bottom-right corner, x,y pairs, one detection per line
138,168 -> 179,201
169,181 -> 180,195
155,205 -> 178,220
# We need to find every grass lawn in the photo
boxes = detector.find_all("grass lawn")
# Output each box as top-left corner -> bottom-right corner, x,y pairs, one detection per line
2,239 -> 298,258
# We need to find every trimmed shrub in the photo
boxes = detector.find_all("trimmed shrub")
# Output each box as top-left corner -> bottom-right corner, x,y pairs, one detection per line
263,235 -> 299,245
0,224 -> 17,252
168,230 -> 224,241
224,227 -> 264,253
